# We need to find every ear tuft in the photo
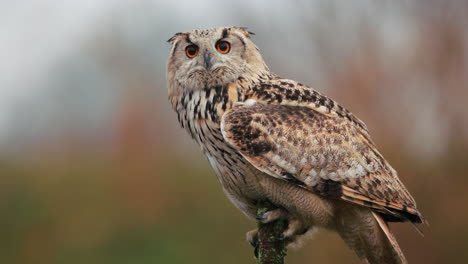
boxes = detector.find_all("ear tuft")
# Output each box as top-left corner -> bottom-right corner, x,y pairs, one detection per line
167,32 -> 183,43
235,27 -> 255,38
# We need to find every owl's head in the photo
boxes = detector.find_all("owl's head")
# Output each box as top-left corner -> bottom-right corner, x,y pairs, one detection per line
166,27 -> 268,96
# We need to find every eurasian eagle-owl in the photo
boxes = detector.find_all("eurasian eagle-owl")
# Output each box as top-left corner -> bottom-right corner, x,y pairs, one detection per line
166,27 -> 424,264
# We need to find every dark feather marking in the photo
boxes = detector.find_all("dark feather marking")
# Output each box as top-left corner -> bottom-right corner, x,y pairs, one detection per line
188,91 -> 193,101
199,125 -> 206,138
222,28 -> 228,39
185,33 -> 193,44
194,98 -> 201,117
238,171 -> 247,184
223,155 -> 233,167
177,112 -> 182,127
287,176 -> 305,186
171,40 -> 180,56
312,180 -> 343,198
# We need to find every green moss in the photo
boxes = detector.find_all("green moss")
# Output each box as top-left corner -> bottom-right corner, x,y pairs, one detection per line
255,201 -> 287,264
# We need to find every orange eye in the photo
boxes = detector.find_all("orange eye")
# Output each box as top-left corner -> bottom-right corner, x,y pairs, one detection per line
216,41 -> 231,54
185,45 -> 198,58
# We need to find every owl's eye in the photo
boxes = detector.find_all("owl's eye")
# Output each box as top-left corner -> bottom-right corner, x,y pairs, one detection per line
185,45 -> 199,58
216,41 -> 231,54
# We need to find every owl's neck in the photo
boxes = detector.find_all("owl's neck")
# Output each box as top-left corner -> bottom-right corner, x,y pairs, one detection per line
171,70 -> 276,125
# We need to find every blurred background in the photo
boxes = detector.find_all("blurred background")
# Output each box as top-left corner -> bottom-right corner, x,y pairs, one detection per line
1,0 -> 467,263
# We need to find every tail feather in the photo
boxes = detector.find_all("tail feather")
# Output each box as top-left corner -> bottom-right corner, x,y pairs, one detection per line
372,212 -> 407,264
336,206 -> 408,264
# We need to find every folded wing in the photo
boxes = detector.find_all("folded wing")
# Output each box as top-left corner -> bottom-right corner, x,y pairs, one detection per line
221,102 -> 423,223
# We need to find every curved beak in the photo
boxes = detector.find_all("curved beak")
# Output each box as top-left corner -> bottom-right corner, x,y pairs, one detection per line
204,51 -> 212,70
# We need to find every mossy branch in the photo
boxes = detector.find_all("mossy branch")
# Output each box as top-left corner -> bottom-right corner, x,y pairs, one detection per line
255,201 -> 287,264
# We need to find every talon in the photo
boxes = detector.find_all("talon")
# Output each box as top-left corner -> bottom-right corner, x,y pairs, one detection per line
297,228 -> 309,236
257,208 -> 287,224
246,229 -> 258,248
282,218 -> 303,239
255,215 -> 266,221
277,234 -> 286,241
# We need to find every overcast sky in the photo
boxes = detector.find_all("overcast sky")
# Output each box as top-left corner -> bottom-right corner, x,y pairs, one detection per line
0,0 -> 324,145
0,0 -> 466,158
0,0 -> 124,139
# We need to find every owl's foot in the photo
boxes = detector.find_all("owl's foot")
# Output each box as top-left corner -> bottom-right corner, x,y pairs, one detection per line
247,218 -> 306,247
246,229 -> 259,247
282,218 -> 307,240
247,209 -> 285,248
255,208 -> 287,224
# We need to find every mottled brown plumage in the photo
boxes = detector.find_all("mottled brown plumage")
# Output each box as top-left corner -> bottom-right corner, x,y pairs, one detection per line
167,27 -> 425,264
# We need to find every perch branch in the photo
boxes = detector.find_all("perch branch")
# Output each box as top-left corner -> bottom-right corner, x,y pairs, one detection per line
255,201 -> 287,264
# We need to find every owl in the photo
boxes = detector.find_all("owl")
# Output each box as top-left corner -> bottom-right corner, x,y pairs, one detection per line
166,27 -> 424,264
